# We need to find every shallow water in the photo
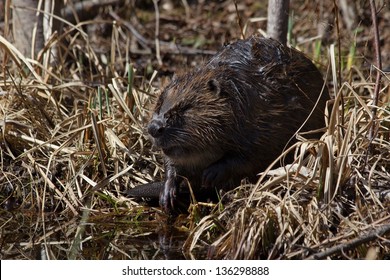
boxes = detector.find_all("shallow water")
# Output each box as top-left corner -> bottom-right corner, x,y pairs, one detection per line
0,209 -> 192,260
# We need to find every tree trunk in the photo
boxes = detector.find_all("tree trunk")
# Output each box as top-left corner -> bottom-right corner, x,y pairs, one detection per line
266,0 -> 289,45
12,0 -> 63,61
12,0 -> 44,58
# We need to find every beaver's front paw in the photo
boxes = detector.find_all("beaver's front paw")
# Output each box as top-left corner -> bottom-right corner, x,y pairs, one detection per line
159,177 -> 177,213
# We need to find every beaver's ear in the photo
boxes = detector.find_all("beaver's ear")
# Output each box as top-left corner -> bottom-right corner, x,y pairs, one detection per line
207,79 -> 221,95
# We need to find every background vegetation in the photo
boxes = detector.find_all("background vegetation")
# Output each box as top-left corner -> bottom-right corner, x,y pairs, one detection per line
0,0 -> 389,259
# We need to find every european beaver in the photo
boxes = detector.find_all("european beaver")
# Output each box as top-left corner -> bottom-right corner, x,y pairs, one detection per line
131,36 -> 329,212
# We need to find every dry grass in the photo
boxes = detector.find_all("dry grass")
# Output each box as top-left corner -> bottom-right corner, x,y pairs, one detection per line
0,13 -> 165,258
0,1 -> 389,259
0,31 -> 157,213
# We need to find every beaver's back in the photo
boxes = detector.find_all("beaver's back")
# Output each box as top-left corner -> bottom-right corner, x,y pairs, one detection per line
207,36 -> 328,133
196,36 -> 329,171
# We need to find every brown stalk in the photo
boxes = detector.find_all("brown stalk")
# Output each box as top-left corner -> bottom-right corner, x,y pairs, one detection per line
368,0 -> 383,150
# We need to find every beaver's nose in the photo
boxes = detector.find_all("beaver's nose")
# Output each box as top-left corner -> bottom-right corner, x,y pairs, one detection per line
148,119 -> 165,138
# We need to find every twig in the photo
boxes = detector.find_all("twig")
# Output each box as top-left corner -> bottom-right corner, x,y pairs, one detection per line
307,223 -> 390,259
90,111 -> 107,177
233,0 -> 245,39
333,0 -> 345,131
368,0 -> 383,150
153,0 -> 162,65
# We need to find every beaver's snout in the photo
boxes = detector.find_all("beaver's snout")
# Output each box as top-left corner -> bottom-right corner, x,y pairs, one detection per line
148,118 -> 165,138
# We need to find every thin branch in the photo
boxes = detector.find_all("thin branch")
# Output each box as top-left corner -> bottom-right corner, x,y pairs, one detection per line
153,0 -> 162,65
233,0 -> 245,39
307,223 -> 390,260
368,0 -> 383,149
332,0 -> 345,132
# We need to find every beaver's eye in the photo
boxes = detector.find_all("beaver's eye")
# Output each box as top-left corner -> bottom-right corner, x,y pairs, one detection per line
207,79 -> 221,95
180,103 -> 192,112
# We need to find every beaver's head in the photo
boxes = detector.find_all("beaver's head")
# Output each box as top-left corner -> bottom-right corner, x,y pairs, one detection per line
147,68 -> 238,168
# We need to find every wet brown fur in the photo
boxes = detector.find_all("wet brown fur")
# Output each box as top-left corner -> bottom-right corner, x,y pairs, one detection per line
146,36 -> 329,212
